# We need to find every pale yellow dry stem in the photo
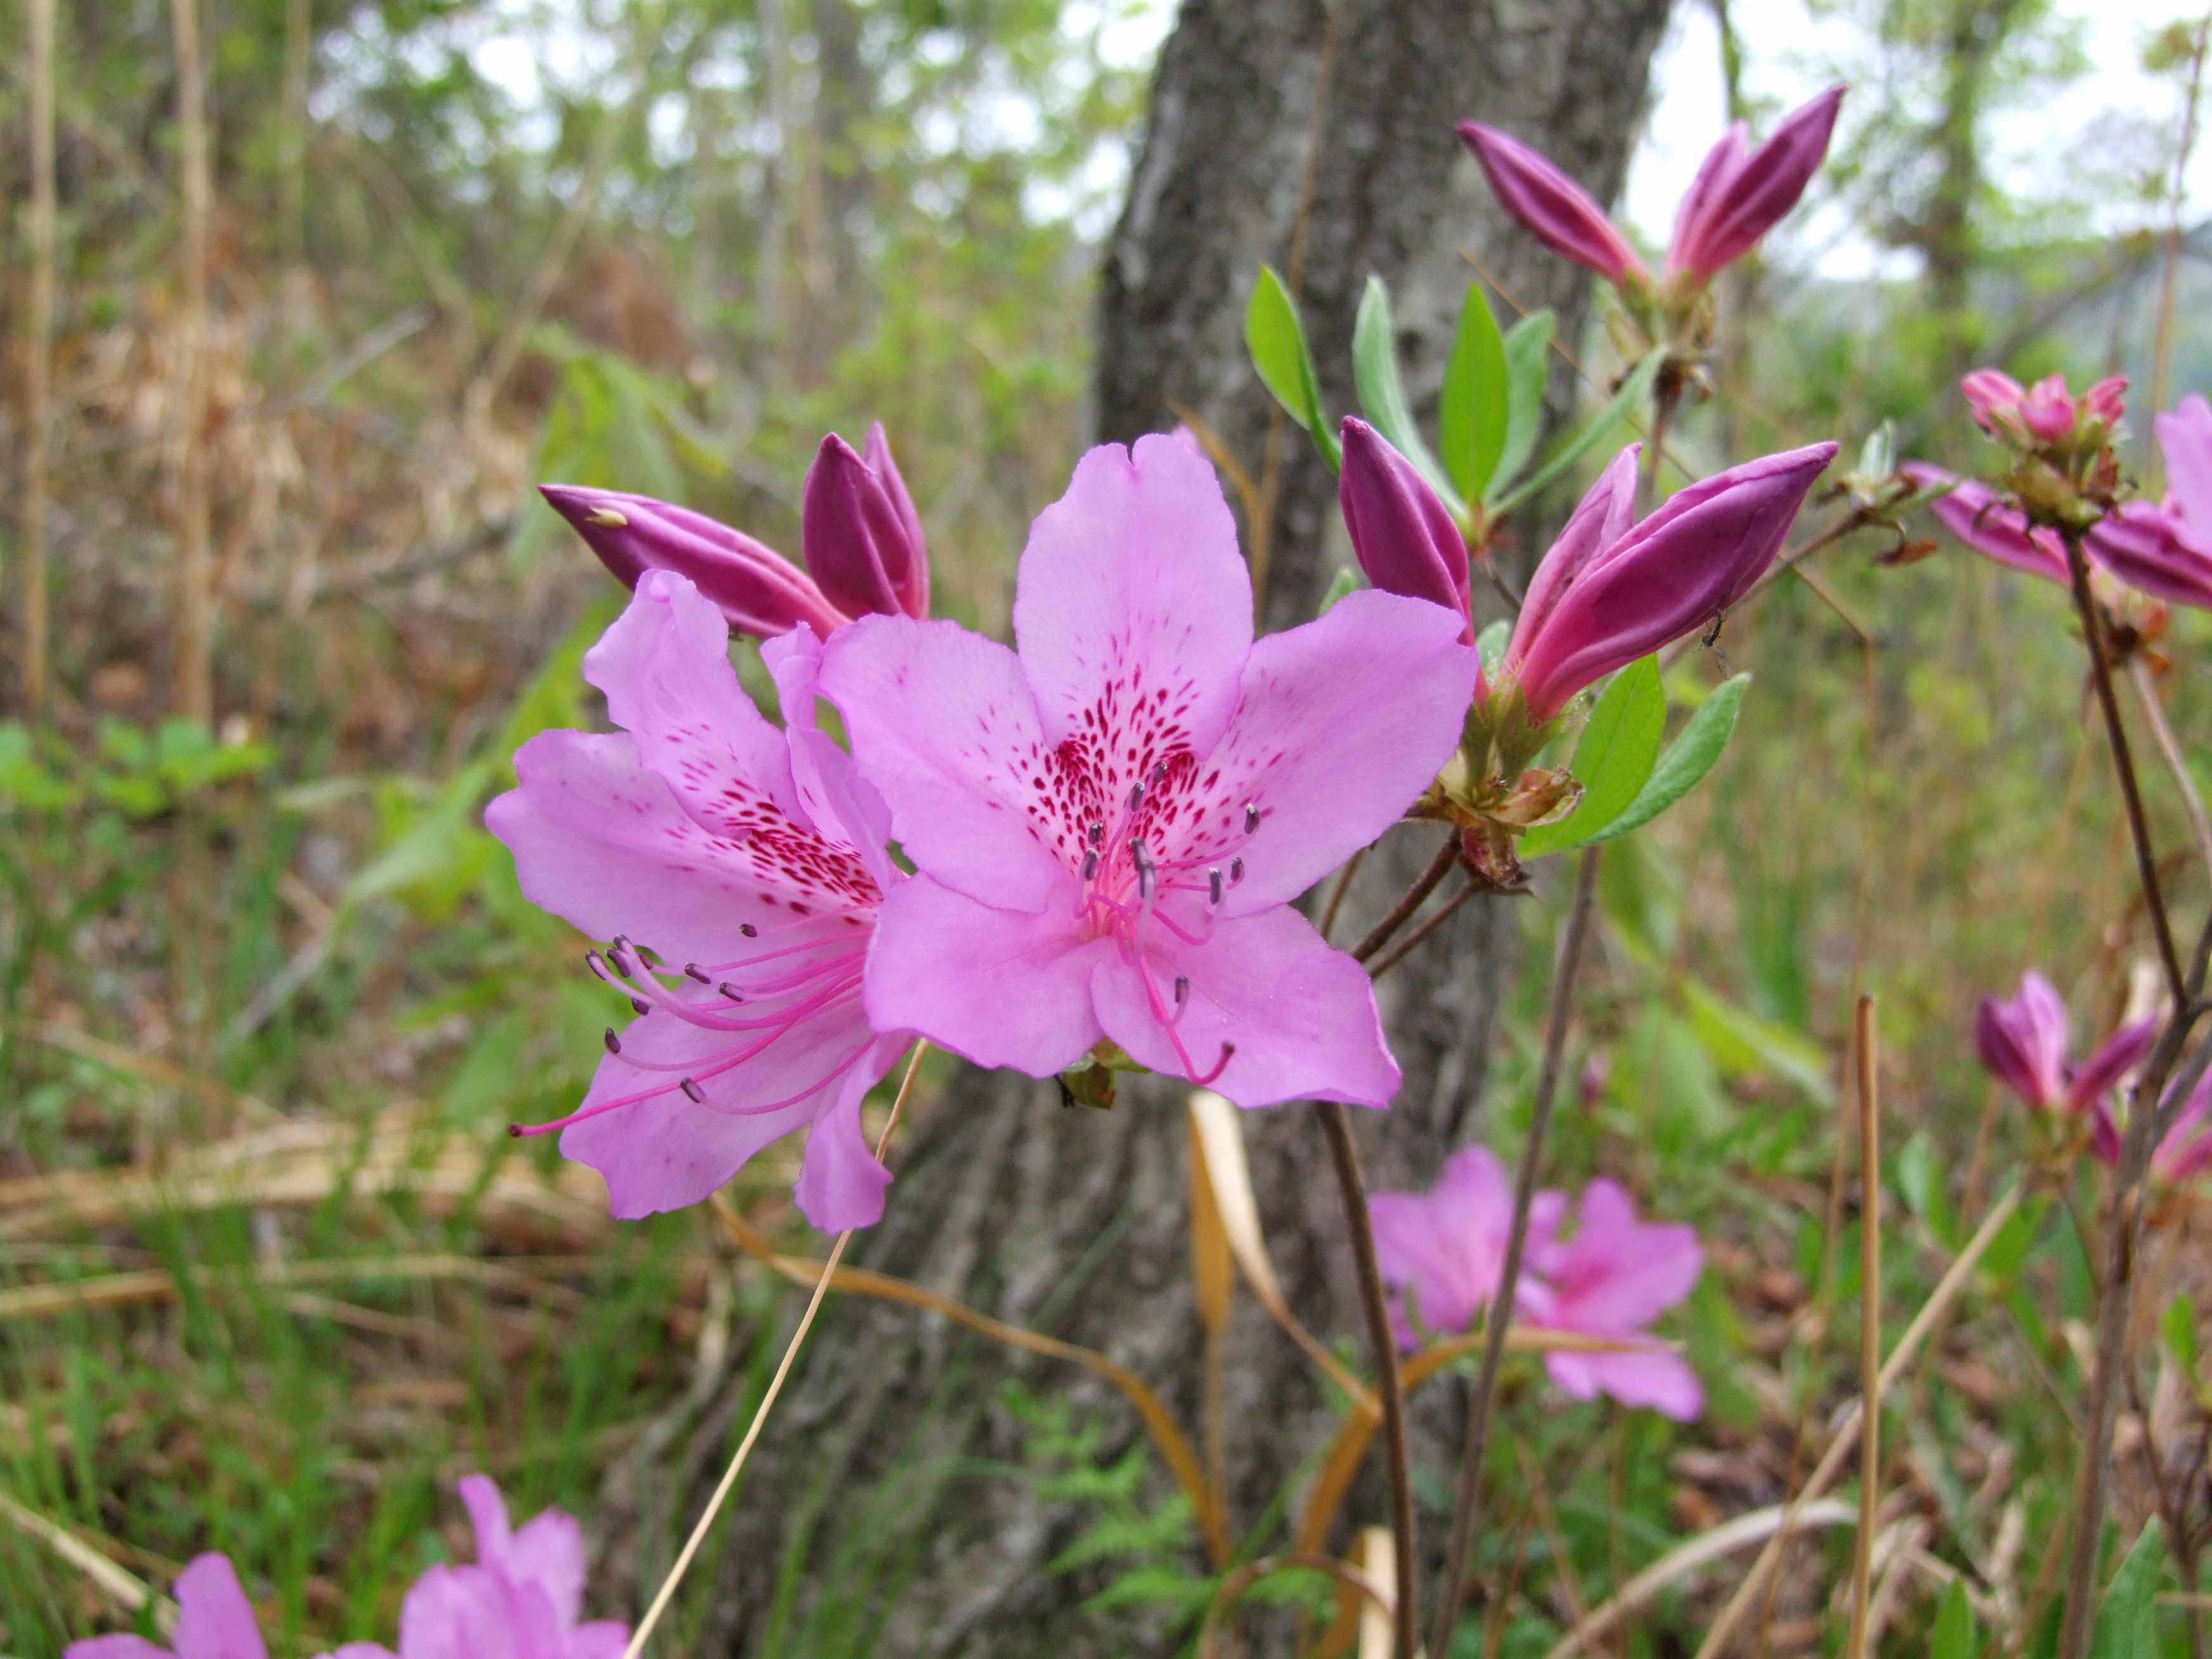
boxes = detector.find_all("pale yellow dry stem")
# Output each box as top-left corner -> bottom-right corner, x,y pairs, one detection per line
620,1041 -> 927,1659
0,1251 -> 595,1323
1691,1182 -> 2024,1659
0,1487 -> 178,1633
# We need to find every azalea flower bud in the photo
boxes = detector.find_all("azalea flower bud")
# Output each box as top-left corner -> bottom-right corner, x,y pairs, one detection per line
1458,121 -> 1649,289
540,483 -> 849,641
1501,439 -> 1837,723
1960,367 -> 2128,453
1666,84 -> 1845,283
802,423 -> 932,622
1974,970 -> 2069,1109
1339,417 -> 1474,641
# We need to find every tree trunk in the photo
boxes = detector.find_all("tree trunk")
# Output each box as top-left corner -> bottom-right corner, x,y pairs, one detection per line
606,3 -> 1670,1652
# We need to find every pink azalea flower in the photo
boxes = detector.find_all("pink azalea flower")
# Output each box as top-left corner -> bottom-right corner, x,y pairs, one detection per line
1523,1178 -> 1703,1420
485,572 -> 909,1230
2092,1068 -> 2212,1185
1904,466 -> 2071,584
68,1554 -> 267,1659
818,434 -> 1478,1106
2081,396 -> 2212,610
1975,970 -> 2156,1118
541,424 -> 929,640
1462,86 -> 1843,294
1960,368 -> 2127,450
1339,417 -> 1475,641
1493,439 -> 1837,722
318,1475 -> 626,1659
1665,85 -> 1847,283
1370,1146 -> 1563,1348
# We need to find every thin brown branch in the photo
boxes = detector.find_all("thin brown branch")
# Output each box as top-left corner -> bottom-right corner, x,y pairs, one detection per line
1320,846 -> 1369,944
1367,875 -> 1481,980
1430,845 -> 1603,1659
22,0 -> 56,718
171,0 -> 215,725
1351,835 -> 1461,965
1844,995 -> 1882,1659
1316,1098 -> 1419,1659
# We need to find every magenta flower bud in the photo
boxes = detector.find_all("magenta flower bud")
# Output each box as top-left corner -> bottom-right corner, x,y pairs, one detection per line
2018,374 -> 2077,443
2088,500 -> 2212,610
1339,417 -> 1474,641
1975,970 -> 2069,1109
1961,368 -> 2026,435
2083,375 -> 2129,428
1503,439 -> 1837,722
2066,1017 -> 2157,1116
802,424 -> 931,623
540,483 -> 849,641
1905,465 -> 2071,583
1960,368 -> 2128,448
1458,122 -> 1649,287
1666,84 -> 1845,283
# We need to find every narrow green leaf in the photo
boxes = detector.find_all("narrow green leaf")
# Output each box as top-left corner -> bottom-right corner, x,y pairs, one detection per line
1440,284 -> 1510,502
2090,1519 -> 2165,1659
1476,618 -> 1511,687
1521,655 -> 1665,857
1488,346 -> 1665,514
2163,1293 -> 2199,1374
1587,672 -> 1750,845
1931,1582 -> 1977,1659
1352,276 -> 1454,504
1681,980 -> 1833,1102
1246,266 -> 1339,471
1492,311 -> 1556,497
1319,566 -> 1362,615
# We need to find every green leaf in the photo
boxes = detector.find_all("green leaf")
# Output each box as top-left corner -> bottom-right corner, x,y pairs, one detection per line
1353,276 -> 1454,505
1246,266 -> 1339,471
1932,1580 -> 1977,1659
1896,1131 -> 1959,1249
1492,311 -> 1556,496
1587,672 -> 1750,845
1440,283 -> 1510,502
1521,655 -> 1665,856
1476,618 -> 1511,687
1681,980 -> 1833,1102
1979,1192 -> 2047,1284
2163,1293 -> 2199,1374
1488,346 -> 1665,514
2090,1519 -> 2165,1659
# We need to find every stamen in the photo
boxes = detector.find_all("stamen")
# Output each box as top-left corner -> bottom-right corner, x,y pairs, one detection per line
1150,761 -> 1167,788
1243,802 -> 1259,835
1174,975 -> 1189,1005
1207,866 -> 1224,907
1088,822 -> 1105,845
1230,857 -> 1246,885
1128,783 -> 1145,812
685,963 -> 711,984
630,996 -> 651,1017
605,946 -> 634,982
1081,849 -> 1099,881
1131,838 -> 1155,900
680,1077 -> 706,1103
1192,1043 -> 1235,1086
603,1027 -> 621,1055
719,982 -> 745,1002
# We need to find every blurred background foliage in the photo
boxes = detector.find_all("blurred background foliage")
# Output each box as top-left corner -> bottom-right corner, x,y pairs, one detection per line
1,0 -> 2211,1653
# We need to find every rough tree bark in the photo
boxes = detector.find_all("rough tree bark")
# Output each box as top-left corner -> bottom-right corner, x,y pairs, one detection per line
604,3 -> 1670,1652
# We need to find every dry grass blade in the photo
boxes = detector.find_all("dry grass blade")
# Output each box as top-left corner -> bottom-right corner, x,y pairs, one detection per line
1190,1548 -> 1392,1659
711,1193 -> 1232,1565
1358,1525 -> 1397,1659
1691,1182 -> 2024,1659
1536,1500 -> 1857,1659
0,1251 -> 592,1323
1189,1090 -> 1375,1411
0,1487 -> 179,1634
1845,994 -> 1882,1659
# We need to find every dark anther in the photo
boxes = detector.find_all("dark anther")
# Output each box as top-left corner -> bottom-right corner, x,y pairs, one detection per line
1230,857 -> 1246,885
1244,802 -> 1260,835
603,1027 -> 621,1055
1128,783 -> 1145,811
1081,850 -> 1099,880
1149,760 -> 1167,786
630,996 -> 651,1017
718,982 -> 745,1002
585,950 -> 608,979
680,1077 -> 706,1103
1207,866 -> 1225,906
1174,975 -> 1190,1005
1088,821 -> 1105,845
606,944 -> 634,980
684,963 -> 711,984
507,1122 -> 523,1138
739,921 -> 759,937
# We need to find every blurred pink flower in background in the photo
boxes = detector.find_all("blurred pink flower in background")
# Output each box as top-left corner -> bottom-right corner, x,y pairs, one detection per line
68,1555 -> 268,1659
821,434 -> 1476,1107
2092,1068 -> 2212,1185
487,574 -> 908,1231
1975,970 -> 2156,1119
1370,1147 -> 1561,1346
1961,369 -> 2126,450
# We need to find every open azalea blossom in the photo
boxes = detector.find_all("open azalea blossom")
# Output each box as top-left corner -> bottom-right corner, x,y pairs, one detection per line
1370,1146 -> 1561,1347
541,424 -> 929,640
68,1554 -> 268,1659
819,433 -> 1478,1107
2092,1066 -> 2212,1185
485,571 -> 909,1230
2081,395 -> 2212,609
1460,84 -> 1842,296
1523,1178 -> 1703,1419
1488,440 -> 1837,724
319,1475 -> 625,1659
1975,970 -> 2156,1120
1902,467 -> 2071,584
1371,1156 -> 1701,1417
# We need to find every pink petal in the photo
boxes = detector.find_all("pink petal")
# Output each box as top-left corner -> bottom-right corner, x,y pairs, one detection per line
395,1566 -> 520,1659
1372,1146 -> 1515,1339
1188,590 -> 1476,914
2088,501 -> 2212,610
2156,394 -> 2212,538
561,986 -> 881,1220
1975,970 -> 2070,1108
762,623 -> 898,892
1665,121 -> 1750,276
457,1474 -> 514,1574
864,422 -> 931,620
790,1040 -> 908,1231
1550,1180 -> 1701,1330
860,873 -> 1109,1077
583,570 -> 805,839
2065,1018 -> 2158,1116
820,615 -> 1072,914
1512,445 -> 1640,659
1667,85 -> 1844,281
488,731 -> 826,965
1010,434 -> 1254,783
67,1641 -> 174,1659
1457,123 -> 1649,285
172,1554 -> 268,1659
317,1646 -> 397,1659
567,1625 -> 632,1659
1545,1344 -> 1703,1419
500,1508 -> 588,1630
1090,903 -> 1400,1108
1909,467 -> 2070,584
